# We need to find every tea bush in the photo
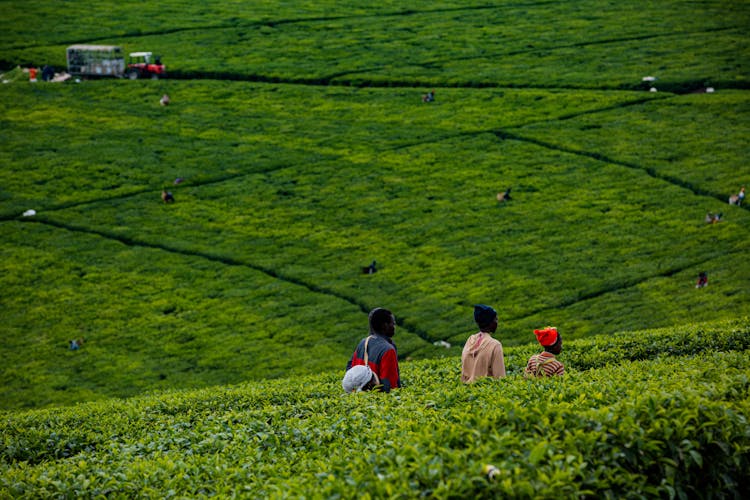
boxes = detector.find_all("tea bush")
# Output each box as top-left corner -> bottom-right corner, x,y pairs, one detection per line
2,322 -> 749,498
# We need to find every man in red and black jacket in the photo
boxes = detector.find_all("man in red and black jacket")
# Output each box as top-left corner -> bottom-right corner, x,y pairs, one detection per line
346,307 -> 401,392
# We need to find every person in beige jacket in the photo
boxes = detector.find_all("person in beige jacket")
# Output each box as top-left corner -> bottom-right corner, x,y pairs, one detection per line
461,304 -> 506,383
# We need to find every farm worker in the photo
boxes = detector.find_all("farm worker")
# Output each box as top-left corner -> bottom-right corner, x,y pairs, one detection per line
342,364 -> 379,393
524,327 -> 565,378
696,272 -> 708,288
28,66 -> 37,82
42,65 -> 54,81
461,304 -> 506,383
345,307 -> 400,392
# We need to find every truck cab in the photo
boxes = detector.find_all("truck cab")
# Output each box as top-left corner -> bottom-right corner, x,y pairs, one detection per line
127,52 -> 166,80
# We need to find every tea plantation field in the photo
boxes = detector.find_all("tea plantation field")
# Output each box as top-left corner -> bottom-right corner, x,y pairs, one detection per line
2,320 -> 749,497
2,0 -> 750,496
1,0 -> 749,418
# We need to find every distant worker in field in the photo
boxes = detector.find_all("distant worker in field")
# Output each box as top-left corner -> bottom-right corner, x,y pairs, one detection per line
461,304 -> 506,383
497,187 -> 512,203
524,327 -> 564,378
705,212 -> 722,224
696,271 -> 708,288
160,93 -> 170,106
422,89 -> 435,102
42,65 -> 54,82
161,190 -> 174,203
362,260 -> 377,274
68,338 -> 84,351
729,185 -> 745,206
345,307 -> 401,392
28,66 -> 37,82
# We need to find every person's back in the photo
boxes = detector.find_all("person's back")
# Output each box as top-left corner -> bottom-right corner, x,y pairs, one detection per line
525,352 -> 564,377
461,304 -> 506,383
461,332 -> 504,382
346,308 -> 400,392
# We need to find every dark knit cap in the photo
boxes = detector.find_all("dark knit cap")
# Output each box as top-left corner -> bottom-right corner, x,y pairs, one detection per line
474,304 -> 497,327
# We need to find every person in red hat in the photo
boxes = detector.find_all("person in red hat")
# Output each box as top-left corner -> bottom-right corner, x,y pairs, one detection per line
524,327 -> 564,378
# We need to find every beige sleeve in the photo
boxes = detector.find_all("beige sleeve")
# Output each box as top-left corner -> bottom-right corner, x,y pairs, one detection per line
493,343 -> 506,377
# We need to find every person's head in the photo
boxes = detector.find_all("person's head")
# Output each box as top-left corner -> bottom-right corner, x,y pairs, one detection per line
534,327 -> 562,354
342,365 -> 379,392
474,304 -> 498,333
369,307 -> 396,337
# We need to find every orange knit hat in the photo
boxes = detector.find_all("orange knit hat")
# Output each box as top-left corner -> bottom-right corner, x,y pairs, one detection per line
533,327 -> 558,346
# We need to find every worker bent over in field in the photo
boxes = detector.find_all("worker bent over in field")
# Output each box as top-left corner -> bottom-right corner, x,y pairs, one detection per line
525,327 -> 565,377
461,304 -> 506,383
345,307 -> 401,392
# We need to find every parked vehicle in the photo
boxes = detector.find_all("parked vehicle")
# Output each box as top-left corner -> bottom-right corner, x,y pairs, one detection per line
66,45 -> 166,79
66,45 -> 125,77
126,52 -> 166,80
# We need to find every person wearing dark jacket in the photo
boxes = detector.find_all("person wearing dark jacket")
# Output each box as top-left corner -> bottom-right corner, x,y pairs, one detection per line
345,307 -> 401,392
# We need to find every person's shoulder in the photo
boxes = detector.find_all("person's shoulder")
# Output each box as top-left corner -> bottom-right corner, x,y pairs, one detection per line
463,332 -> 479,343
489,336 -> 503,347
372,334 -> 395,346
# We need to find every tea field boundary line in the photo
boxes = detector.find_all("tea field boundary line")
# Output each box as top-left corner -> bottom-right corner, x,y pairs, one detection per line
9,7 -> 737,54
0,164 -> 302,222
164,71 -> 750,93
417,251 -> 741,349
388,94 -> 671,152
5,3 -> 542,50
388,96 -> 749,210
507,250 -> 743,324
19,217 -> 438,350
421,25 -> 741,67
0,91 -> 663,222
492,130 -> 741,206
6,93 -> 735,223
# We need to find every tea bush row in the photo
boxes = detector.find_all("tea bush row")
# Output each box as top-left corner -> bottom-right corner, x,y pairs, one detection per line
3,317 -> 748,460
0,82 -> 659,217
37,130 -> 750,339
2,79 -> 749,409
2,335 -> 748,498
2,1 -> 747,91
